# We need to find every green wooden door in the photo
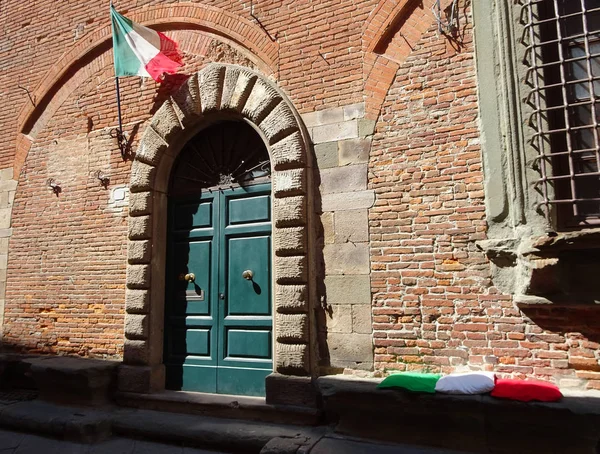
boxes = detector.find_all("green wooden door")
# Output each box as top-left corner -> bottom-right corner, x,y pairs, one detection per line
164,183 -> 272,396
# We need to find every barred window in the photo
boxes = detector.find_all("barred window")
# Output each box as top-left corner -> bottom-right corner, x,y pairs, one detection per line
524,0 -> 600,228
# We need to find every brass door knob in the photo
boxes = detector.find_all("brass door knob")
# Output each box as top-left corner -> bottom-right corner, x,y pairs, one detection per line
242,270 -> 254,280
184,273 -> 195,282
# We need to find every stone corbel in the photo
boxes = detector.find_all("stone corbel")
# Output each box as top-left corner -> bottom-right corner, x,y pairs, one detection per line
478,228 -> 600,306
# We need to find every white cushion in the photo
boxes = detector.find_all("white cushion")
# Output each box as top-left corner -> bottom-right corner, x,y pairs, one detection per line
435,371 -> 496,394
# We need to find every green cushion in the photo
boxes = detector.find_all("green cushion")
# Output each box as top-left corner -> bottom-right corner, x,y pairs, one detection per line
377,372 -> 441,393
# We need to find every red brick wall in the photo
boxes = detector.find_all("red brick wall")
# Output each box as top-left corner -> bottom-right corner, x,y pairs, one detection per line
1,0 -> 376,170
368,9 -> 600,391
2,0 -> 599,390
2,33 -> 262,356
1,0 -> 378,356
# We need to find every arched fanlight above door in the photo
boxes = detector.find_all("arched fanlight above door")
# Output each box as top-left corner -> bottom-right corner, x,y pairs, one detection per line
169,120 -> 271,197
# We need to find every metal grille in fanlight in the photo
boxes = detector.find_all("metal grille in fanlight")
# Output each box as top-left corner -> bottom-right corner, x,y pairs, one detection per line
170,120 -> 271,197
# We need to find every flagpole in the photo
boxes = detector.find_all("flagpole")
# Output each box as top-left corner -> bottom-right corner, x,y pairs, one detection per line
111,0 -> 127,160
114,75 -> 126,160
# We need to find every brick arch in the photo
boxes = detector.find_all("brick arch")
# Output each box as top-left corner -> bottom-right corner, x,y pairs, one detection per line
362,0 -> 452,119
119,63 -> 316,393
14,2 -> 279,180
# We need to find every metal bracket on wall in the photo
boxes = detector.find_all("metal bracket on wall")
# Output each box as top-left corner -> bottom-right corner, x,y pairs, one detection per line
433,0 -> 459,36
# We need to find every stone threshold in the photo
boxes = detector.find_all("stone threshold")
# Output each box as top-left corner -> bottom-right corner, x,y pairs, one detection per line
115,389 -> 321,426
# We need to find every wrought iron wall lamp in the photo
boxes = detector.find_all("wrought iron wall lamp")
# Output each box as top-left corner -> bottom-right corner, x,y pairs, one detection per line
46,178 -> 61,196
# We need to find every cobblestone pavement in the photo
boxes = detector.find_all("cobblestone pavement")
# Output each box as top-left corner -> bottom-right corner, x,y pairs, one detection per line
0,429 -> 228,454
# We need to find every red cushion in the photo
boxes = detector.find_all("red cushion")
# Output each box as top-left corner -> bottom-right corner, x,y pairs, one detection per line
491,378 -> 562,402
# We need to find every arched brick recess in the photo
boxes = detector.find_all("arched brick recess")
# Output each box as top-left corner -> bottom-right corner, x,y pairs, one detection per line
14,2 -> 279,181
120,63 -> 315,393
362,0 -> 453,119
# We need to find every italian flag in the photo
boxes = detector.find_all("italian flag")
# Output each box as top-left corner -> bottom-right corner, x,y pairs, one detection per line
110,6 -> 183,82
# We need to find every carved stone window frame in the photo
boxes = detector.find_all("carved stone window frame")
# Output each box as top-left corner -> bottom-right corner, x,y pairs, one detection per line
118,64 -> 318,394
474,1 -> 600,305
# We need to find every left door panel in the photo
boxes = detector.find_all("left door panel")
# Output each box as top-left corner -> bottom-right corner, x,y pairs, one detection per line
164,194 -> 219,392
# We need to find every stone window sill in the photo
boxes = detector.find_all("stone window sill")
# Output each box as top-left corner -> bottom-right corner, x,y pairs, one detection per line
478,228 -> 600,307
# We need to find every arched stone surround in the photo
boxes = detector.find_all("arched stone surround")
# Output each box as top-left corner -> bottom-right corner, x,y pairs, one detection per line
119,63 -> 316,394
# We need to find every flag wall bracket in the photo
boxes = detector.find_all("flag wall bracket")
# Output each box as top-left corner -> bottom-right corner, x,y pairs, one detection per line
109,127 -> 131,161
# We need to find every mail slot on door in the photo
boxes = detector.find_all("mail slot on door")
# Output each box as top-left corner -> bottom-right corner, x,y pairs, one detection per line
177,289 -> 205,301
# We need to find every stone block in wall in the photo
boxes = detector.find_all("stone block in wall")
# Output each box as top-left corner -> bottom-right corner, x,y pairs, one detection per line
171,74 -> 202,125
274,227 -> 306,256
130,161 -> 156,193
275,256 -> 307,284
334,209 -> 369,243
0,254 -> 7,270
125,289 -> 150,314
118,365 -> 164,393
328,333 -> 373,369
136,128 -> 166,167
321,212 -> 335,244
242,78 -> 280,124
352,305 -> 373,334
265,373 -> 319,407
0,179 -> 17,192
274,196 -> 306,227
128,215 -> 152,240
358,118 -> 376,137
312,120 -> 358,144
276,313 -> 309,343
273,169 -> 305,198
0,208 -> 11,229
320,164 -> 367,194
326,304 -> 352,334
123,338 -> 150,365
270,131 -> 305,170
200,65 -> 226,113
343,103 -> 366,121
128,240 -> 151,264
275,284 -> 308,313
321,190 -> 375,212
324,243 -> 370,275
276,343 -> 309,375
260,102 -> 297,145
126,264 -> 151,290
0,169 -> 12,180
125,314 -> 148,340
149,100 -> 182,143
302,106 -> 346,128
129,191 -> 152,216
339,138 -> 371,165
227,70 -> 257,112
314,142 -> 338,169
325,275 -> 371,304
220,66 -> 240,110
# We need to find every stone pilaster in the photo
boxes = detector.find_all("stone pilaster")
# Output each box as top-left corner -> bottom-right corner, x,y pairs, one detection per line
0,168 -> 17,336
302,103 -> 375,372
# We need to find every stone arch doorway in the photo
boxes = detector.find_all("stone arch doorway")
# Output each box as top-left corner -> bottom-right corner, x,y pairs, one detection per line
120,64 -> 316,401
165,120 -> 273,396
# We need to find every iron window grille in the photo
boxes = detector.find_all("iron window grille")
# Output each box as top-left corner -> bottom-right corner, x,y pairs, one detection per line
523,0 -> 600,228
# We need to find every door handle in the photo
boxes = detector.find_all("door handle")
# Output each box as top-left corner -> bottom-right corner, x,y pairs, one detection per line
179,273 -> 195,282
242,269 -> 254,280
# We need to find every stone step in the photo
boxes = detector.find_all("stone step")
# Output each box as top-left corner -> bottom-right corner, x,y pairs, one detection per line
0,399 -> 322,452
115,389 -> 321,426
0,400 -> 112,444
23,356 -> 119,407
